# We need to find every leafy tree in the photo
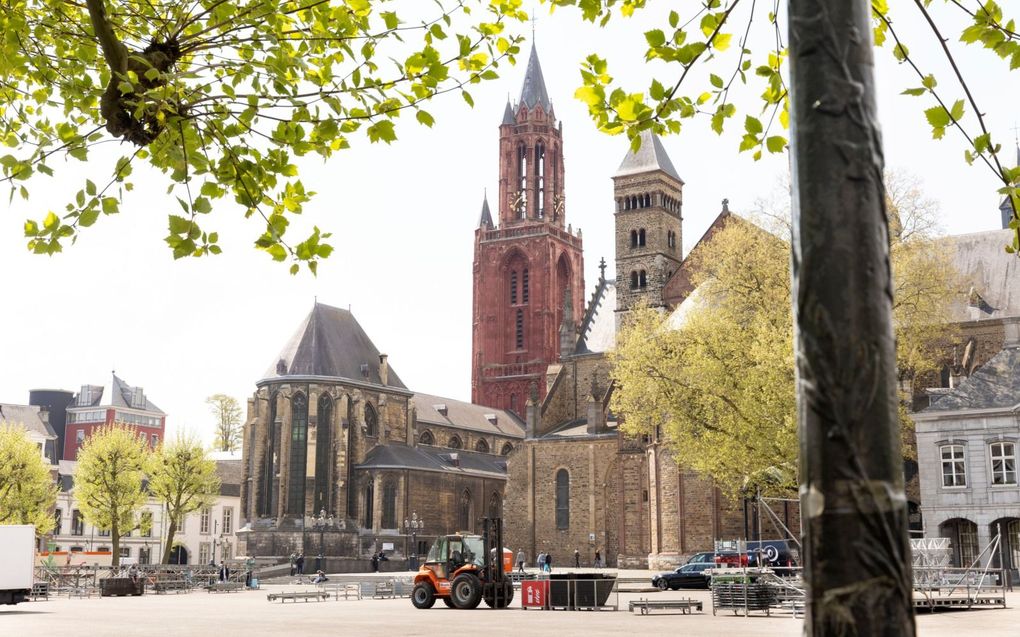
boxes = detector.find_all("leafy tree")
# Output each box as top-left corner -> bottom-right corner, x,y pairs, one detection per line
1,0 -> 527,272
0,424 -> 58,534
147,434 -> 220,564
206,393 -> 243,452
611,193 -> 959,493
73,424 -> 150,567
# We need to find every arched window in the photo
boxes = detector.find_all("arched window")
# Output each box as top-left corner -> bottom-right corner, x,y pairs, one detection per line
639,270 -> 647,288
365,403 -> 378,437
363,482 -> 374,529
535,143 -> 546,218
489,492 -> 501,519
940,365 -> 951,388
260,393 -> 279,516
501,442 -> 514,456
644,193 -> 650,207
314,394 -> 333,513
555,469 -> 569,529
449,435 -> 462,450
475,439 -> 489,454
515,309 -> 524,350
522,269 -> 529,304
517,145 -> 528,218
510,270 -> 518,304
630,230 -> 637,248
419,430 -> 434,446
630,271 -> 638,289
638,228 -> 646,246
287,393 -> 308,515
382,482 -> 397,529
459,490 -> 473,531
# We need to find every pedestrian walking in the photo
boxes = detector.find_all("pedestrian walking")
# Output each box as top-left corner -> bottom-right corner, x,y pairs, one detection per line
574,548 -> 580,568
594,549 -> 602,569
544,552 -> 552,573
516,549 -> 526,574
245,555 -> 255,588
218,560 -> 230,582
296,552 -> 305,575
537,552 -> 545,573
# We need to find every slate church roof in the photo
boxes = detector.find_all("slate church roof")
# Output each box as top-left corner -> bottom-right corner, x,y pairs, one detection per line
356,444 -> 508,479
518,44 -> 552,113
411,392 -> 524,437
942,228 -> 1020,322
263,302 -> 406,389
925,344 -> 1020,413
615,130 -> 683,183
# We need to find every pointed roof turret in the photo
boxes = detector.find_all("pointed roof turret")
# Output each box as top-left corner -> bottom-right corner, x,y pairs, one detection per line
518,45 -> 552,113
501,99 -> 515,126
615,130 -> 683,183
478,193 -> 494,229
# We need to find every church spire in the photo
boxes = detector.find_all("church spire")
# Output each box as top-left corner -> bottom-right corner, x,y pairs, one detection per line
478,192 -> 494,229
518,44 -> 552,114
501,98 -> 515,126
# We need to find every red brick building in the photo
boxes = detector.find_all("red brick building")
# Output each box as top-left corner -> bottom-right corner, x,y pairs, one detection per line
471,45 -> 585,415
63,374 -> 165,460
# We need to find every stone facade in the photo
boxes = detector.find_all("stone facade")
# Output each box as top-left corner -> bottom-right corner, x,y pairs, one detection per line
471,45 -> 585,414
239,303 -> 524,562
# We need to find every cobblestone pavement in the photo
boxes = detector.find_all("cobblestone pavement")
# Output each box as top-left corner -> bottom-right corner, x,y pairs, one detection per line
3,569 -> 1015,636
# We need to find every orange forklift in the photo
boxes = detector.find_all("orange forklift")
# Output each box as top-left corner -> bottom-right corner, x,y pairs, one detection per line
411,517 -> 514,609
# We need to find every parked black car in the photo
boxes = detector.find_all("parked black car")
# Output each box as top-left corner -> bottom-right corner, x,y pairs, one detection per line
685,551 -> 715,564
651,563 -> 713,590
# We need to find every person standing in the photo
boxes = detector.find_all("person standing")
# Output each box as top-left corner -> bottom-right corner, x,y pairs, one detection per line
296,552 -> 305,575
544,552 -> 552,573
537,552 -> 546,573
289,552 -> 296,576
594,549 -> 602,569
516,549 -> 526,574
371,553 -> 379,573
573,548 -> 580,568
218,560 -> 230,583
245,555 -> 255,588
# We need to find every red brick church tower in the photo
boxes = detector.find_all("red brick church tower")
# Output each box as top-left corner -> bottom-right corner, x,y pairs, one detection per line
471,45 -> 585,415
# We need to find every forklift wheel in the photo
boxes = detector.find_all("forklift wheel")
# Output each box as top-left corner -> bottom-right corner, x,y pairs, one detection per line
483,581 -> 515,608
442,597 -> 456,608
450,573 -> 482,609
412,582 -> 436,609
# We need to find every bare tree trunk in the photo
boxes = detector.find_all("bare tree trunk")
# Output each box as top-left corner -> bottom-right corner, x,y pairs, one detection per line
162,517 -> 178,565
788,1 -> 915,634
111,519 -> 120,569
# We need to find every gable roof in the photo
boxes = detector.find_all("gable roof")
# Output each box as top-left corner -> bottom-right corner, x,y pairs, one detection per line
411,392 -> 524,438
941,229 -> 1020,322
0,403 -> 56,439
924,345 -> 1020,412
357,444 -> 508,479
478,194 -> 494,229
615,130 -> 682,183
72,374 -> 164,414
263,303 -> 406,389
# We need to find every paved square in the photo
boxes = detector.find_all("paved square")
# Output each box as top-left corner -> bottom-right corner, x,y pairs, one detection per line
3,572 -> 1017,636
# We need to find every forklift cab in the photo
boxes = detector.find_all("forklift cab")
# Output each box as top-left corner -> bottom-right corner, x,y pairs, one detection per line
424,535 -> 484,580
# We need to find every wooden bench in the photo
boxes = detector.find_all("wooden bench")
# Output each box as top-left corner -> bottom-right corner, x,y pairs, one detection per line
629,598 -> 703,615
372,581 -> 395,599
30,583 -> 49,600
207,582 -> 243,593
153,580 -> 189,594
267,591 -> 330,603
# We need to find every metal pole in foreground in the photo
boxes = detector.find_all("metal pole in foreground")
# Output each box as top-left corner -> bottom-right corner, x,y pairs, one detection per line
788,1 -> 915,634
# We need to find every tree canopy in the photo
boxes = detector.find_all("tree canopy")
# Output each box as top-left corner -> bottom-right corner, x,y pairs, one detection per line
610,180 -> 960,494
559,0 -> 1020,244
207,393 -> 243,452
0,424 -> 58,534
73,424 -> 150,566
147,433 -> 219,564
1,0 -> 527,272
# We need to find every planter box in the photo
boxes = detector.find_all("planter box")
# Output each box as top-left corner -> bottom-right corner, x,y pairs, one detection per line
100,578 -> 144,597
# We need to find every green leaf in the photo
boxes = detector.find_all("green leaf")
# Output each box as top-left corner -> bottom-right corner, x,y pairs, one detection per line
765,136 -> 787,153
645,29 -> 666,48
949,99 -> 965,121
416,111 -> 435,127
710,74 -> 724,89
744,115 -> 763,135
168,215 -> 191,235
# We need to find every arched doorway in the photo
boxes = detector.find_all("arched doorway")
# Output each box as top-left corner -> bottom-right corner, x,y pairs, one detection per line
168,545 -> 189,565
939,518 -> 979,567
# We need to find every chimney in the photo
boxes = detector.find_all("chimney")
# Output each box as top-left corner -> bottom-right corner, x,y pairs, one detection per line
378,354 -> 389,386
586,394 -> 600,436
1004,317 -> 1020,349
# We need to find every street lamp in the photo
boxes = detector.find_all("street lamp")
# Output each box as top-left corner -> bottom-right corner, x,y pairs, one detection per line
403,512 -> 424,571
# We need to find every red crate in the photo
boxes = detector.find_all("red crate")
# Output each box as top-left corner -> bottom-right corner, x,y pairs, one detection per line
521,580 -> 549,609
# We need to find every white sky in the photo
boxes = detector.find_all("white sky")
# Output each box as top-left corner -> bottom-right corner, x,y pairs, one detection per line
1,2 -> 1018,444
